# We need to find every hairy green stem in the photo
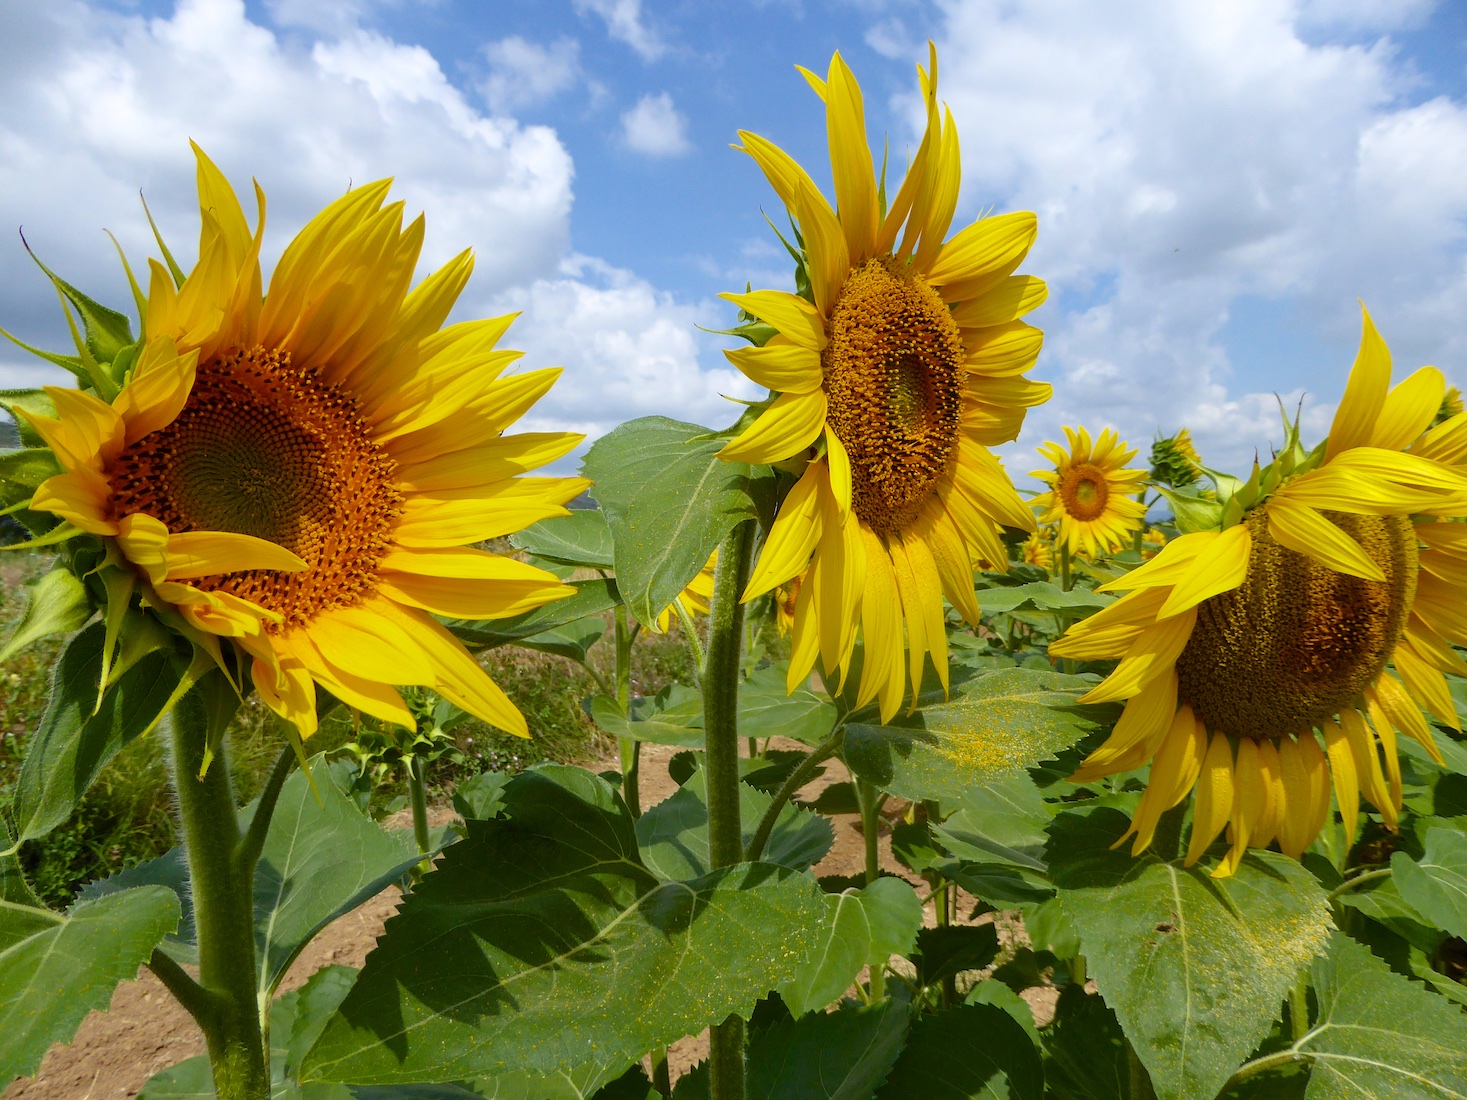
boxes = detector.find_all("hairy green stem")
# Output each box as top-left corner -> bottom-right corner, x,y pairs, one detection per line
407,753 -> 432,878
170,691 -> 269,1100
1288,973 -> 1310,1042
614,603 -> 642,818
856,776 -> 886,1001
704,519 -> 756,1100
671,596 -> 706,689
744,724 -> 845,863
236,744 -> 297,873
1224,1048 -> 1312,1090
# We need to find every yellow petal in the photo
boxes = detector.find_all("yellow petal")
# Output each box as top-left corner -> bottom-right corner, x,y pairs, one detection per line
113,343 -> 198,446
786,566 -> 820,692
1072,670 -> 1178,781
812,487 -> 865,684
163,531 -> 306,580
856,525 -> 905,723
718,390 -> 828,464
948,276 -> 1048,329
1079,607 -> 1197,705
1392,638 -> 1458,731
1265,498 -> 1385,582
744,460 -> 825,600
395,432 -> 583,493
824,52 -> 879,264
722,341 -> 823,394
378,569 -> 573,621
1339,708 -> 1395,828
1097,531 -> 1217,592
825,429 -> 852,520
1122,706 -> 1205,855
1370,675 -> 1443,764
1371,366 -> 1445,452
29,469 -> 117,535
1156,523 -> 1250,619
1186,731 -> 1236,866
1325,303 -> 1392,463
1322,719 -> 1360,847
718,290 -> 828,351
928,211 -> 1037,301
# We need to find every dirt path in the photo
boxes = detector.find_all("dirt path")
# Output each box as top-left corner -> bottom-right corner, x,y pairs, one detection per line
5,743 -> 1048,1097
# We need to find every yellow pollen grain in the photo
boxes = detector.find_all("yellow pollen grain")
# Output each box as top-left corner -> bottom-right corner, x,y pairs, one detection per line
1175,507 -> 1417,741
109,345 -> 403,628
822,257 -> 965,536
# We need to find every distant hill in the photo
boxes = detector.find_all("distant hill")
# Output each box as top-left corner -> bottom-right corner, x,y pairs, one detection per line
0,416 -> 17,449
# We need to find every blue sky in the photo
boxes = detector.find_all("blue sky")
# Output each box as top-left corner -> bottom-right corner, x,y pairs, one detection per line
2,0 -> 1465,483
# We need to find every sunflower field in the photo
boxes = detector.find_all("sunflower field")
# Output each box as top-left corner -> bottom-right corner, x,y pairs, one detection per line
3,44 -> 1466,1100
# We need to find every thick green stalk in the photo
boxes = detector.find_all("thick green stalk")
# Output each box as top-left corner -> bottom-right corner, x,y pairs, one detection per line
704,519 -> 756,1100
614,603 -> 642,818
856,777 -> 885,1000
170,691 -> 269,1100
1058,543 -> 1073,592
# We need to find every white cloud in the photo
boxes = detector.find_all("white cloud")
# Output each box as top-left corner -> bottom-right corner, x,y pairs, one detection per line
484,255 -> 761,466
920,0 -> 1467,476
0,0 -> 572,374
572,0 -> 666,61
481,36 -> 581,114
620,92 -> 692,157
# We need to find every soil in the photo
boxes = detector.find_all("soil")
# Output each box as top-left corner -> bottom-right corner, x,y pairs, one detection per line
5,741 -> 1058,1098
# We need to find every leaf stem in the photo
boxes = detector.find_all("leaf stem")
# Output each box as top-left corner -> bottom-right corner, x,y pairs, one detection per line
236,743 -> 297,873
703,519 -> 756,1100
169,688 -> 270,1100
1224,1047 -> 1313,1089
1288,971 -> 1310,1042
744,723 -> 845,863
671,596 -> 706,690
407,753 -> 432,877
1326,866 -> 1392,901
614,602 -> 641,818
856,775 -> 886,1001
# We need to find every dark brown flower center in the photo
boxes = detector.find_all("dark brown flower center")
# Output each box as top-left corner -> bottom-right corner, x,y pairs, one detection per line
1175,508 -> 1417,740
109,345 -> 403,627
822,257 -> 965,535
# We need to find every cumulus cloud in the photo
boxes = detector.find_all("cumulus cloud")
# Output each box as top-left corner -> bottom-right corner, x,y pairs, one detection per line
484,255 -> 761,466
0,0 -> 572,363
572,0 -> 666,61
481,35 -> 581,114
620,92 -> 693,156
921,0 -> 1467,476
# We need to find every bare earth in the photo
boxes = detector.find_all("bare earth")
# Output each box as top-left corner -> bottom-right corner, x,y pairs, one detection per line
5,741 -> 1056,1098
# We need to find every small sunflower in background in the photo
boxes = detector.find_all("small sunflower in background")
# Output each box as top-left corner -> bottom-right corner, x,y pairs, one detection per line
21,145 -> 587,739
773,570 -> 805,638
1022,531 -> 1054,571
716,45 -> 1049,721
1031,427 -> 1147,559
654,551 -> 717,633
1140,528 -> 1168,559
1051,306 -> 1467,876
1437,385 -> 1464,426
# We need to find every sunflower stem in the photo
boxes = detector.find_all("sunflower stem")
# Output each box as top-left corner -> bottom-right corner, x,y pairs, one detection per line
407,753 -> 432,876
1325,866 -> 1393,901
857,776 -> 886,1000
169,685 -> 270,1100
614,603 -> 641,818
1288,972 -> 1311,1041
704,518 -> 756,1100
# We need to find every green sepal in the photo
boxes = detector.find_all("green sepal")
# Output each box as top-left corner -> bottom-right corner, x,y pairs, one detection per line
21,241 -> 136,368
1153,484 -> 1224,534
141,192 -> 187,288
0,390 -> 59,447
0,328 -> 86,384
0,567 -> 94,665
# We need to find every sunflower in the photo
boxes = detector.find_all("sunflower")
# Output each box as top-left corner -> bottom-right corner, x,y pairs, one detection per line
717,46 -> 1049,721
654,551 -> 717,633
1022,531 -> 1054,571
1031,427 -> 1147,558
1149,427 -> 1202,488
21,146 -> 587,738
1140,528 -> 1167,559
1050,306 -> 1467,875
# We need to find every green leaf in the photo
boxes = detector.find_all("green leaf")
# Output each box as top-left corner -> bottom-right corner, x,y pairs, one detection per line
77,847 -> 196,963
966,980 -> 1039,1047
582,416 -> 765,628
517,616 -> 606,663
977,582 -> 1114,617
1049,808 -> 1331,1100
844,669 -> 1107,805
0,567 -> 93,664
933,774 -> 1054,872
875,1003 -> 1043,1100
250,757 -> 422,1001
12,622 -> 180,844
1391,826 -> 1467,940
0,390 -> 58,447
746,1000 -> 913,1100
588,684 -> 706,747
0,885 -> 180,1085
914,925 -> 1000,988
738,665 -> 839,746
443,579 -> 619,650
453,771 -> 513,821
1293,933 -> 1467,1099
636,766 -> 833,880
299,765 -> 829,1086
1041,985 -> 1129,1100
511,510 -> 615,569
0,446 -> 62,499
777,879 -> 923,1016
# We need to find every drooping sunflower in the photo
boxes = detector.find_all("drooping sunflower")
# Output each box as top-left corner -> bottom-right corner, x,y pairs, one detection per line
21,146 -> 587,738
718,46 -> 1049,721
1050,306 -> 1467,875
1149,427 -> 1203,488
1031,427 -> 1147,559
1022,531 -> 1054,572
653,551 -> 717,633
